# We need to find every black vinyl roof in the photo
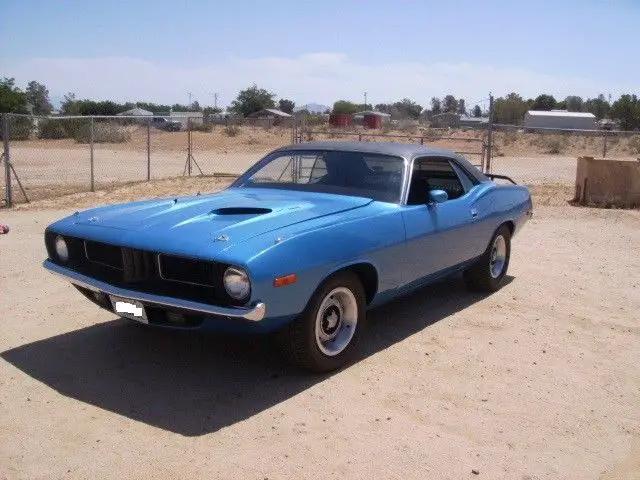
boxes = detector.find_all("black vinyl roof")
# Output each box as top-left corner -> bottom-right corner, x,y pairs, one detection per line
274,141 -> 489,182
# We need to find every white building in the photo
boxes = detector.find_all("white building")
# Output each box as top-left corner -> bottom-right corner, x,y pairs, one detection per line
524,110 -> 597,131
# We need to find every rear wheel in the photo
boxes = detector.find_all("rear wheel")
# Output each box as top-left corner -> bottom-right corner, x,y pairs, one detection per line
276,271 -> 366,373
464,224 -> 511,292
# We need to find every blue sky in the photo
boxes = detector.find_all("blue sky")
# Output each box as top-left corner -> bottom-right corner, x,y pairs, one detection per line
1,0 -> 638,109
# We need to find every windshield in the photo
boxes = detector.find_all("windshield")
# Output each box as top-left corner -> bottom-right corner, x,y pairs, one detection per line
230,149 -> 406,203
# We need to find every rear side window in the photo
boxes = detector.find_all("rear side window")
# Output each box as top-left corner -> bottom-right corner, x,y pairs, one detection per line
451,162 -> 477,192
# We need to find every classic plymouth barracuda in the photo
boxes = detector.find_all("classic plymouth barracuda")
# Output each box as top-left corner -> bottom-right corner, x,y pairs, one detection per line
43,141 -> 533,372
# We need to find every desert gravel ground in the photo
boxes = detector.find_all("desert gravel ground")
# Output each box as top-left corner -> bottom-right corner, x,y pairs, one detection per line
0,183 -> 639,480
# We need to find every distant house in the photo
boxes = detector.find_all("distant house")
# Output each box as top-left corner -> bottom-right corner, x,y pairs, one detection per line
247,108 -> 293,126
524,110 -> 597,131
247,108 -> 292,119
352,110 -> 391,128
352,110 -> 391,120
117,107 -> 153,117
429,112 -> 460,128
459,115 -> 489,128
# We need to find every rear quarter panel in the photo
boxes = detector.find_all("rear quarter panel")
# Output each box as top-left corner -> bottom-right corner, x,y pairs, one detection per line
469,182 -> 533,258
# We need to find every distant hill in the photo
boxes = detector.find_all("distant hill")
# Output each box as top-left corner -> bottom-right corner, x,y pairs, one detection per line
294,103 -> 331,114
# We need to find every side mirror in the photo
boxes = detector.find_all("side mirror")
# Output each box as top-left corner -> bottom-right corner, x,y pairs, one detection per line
428,189 -> 448,204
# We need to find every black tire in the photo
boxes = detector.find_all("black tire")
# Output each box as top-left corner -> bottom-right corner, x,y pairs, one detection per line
276,271 -> 366,373
464,224 -> 512,292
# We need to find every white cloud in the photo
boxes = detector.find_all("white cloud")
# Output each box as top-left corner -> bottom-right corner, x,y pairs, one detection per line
2,52 -> 633,109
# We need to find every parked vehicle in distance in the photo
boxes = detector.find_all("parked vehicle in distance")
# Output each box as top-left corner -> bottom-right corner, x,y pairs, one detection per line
42,141 -> 533,372
151,117 -> 182,131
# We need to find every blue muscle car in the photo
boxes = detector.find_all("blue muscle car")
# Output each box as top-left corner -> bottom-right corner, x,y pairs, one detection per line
43,141 -> 533,372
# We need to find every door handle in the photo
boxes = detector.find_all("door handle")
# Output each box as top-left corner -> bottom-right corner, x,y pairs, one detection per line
470,208 -> 478,218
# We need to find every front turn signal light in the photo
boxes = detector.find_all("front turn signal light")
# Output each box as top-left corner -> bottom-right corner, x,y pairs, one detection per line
273,273 -> 297,287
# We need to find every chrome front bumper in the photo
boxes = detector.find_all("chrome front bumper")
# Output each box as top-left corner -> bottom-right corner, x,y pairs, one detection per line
42,259 -> 266,322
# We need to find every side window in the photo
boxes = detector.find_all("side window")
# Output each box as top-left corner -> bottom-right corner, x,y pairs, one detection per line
451,162 -> 477,192
247,154 -> 327,184
407,157 -> 466,205
303,156 -> 328,183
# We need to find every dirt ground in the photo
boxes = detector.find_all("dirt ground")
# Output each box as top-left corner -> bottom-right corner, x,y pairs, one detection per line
0,180 -> 639,480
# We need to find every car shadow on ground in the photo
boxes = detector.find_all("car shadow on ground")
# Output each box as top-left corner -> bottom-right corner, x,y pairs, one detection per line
1,274 -> 513,437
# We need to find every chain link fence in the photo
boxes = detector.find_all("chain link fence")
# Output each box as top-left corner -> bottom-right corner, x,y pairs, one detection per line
486,124 -> 640,187
3,112 -> 639,207
0,113 -> 295,206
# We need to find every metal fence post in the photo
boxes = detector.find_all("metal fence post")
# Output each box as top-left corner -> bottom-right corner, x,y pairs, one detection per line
90,116 -> 95,191
2,114 -> 12,207
147,117 -> 151,181
602,130 -> 607,158
486,94 -> 494,173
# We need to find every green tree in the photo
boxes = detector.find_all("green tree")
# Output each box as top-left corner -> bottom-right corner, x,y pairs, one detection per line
203,106 -> 222,115
375,103 -> 392,114
229,84 -> 276,117
332,100 -> 364,114
0,77 -> 28,113
60,92 -> 79,115
611,94 -> 640,130
442,95 -> 458,113
531,94 -> 557,111
278,98 -> 295,114
391,98 -> 423,119
430,97 -> 441,114
472,105 -> 482,117
564,95 -> 583,112
457,99 -> 466,115
25,80 -> 53,114
584,94 -> 610,120
493,92 -> 528,124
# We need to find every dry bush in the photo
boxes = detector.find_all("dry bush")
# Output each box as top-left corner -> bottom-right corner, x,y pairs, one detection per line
303,126 -> 314,141
1,116 -> 33,141
423,128 -> 442,141
74,122 -> 131,144
399,124 -> 418,134
224,125 -> 240,137
502,131 -> 518,145
38,119 -> 70,139
245,136 -> 260,145
542,135 -> 565,154
627,135 -> 640,154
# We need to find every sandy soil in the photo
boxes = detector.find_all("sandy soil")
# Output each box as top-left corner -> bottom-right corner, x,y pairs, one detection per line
0,182 -> 639,480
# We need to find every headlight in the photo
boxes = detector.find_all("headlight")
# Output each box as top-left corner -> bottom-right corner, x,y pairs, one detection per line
223,266 -> 251,301
55,235 -> 69,262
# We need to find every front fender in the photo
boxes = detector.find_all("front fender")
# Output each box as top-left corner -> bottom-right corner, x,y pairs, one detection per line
234,205 -> 406,319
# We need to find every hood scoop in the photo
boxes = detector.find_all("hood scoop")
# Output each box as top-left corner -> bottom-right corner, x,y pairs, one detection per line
210,207 -> 272,216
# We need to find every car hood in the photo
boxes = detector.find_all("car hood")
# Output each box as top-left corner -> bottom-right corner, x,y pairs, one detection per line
70,187 -> 373,248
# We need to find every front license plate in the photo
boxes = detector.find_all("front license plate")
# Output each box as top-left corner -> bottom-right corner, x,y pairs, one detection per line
110,296 -> 148,323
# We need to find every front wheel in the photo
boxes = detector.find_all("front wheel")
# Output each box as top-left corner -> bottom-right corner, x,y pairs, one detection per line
464,224 -> 511,292
276,271 -> 366,373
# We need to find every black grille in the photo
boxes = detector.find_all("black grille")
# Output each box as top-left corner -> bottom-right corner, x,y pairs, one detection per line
44,229 -> 230,305
84,240 -> 124,270
158,254 -> 215,287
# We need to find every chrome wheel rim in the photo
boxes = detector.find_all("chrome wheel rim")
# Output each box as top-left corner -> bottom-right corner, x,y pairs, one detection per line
315,287 -> 358,356
490,235 -> 507,278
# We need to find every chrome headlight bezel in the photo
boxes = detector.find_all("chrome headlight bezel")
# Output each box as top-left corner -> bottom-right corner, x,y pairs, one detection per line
55,235 -> 69,262
222,266 -> 251,301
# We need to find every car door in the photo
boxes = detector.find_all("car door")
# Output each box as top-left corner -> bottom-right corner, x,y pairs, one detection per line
401,155 -> 481,285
